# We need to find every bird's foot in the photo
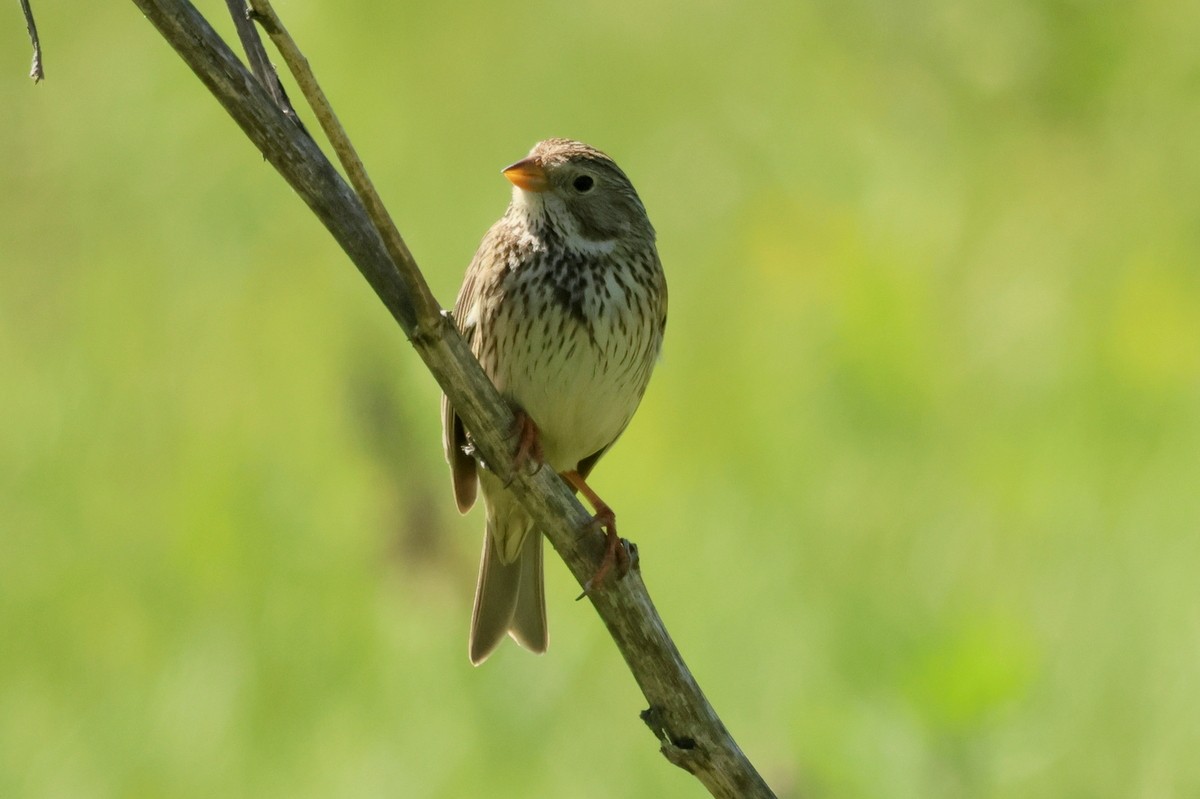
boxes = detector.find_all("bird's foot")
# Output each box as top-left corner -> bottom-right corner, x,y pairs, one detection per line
505,410 -> 544,485
582,507 -> 630,593
562,470 -> 631,598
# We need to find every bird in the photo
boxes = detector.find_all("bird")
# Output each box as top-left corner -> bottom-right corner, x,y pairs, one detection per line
441,138 -> 668,665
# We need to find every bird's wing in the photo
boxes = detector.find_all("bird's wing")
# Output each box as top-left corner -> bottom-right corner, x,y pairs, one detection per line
442,393 -> 477,514
442,225 -> 509,513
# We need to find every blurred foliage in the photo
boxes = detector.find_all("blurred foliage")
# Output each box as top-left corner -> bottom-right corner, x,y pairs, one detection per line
3,1 -> 1199,797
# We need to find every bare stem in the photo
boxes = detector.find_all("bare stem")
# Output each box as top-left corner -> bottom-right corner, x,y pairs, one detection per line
246,0 -> 442,331
20,0 -> 45,82
222,0 -> 306,133
128,1 -> 776,795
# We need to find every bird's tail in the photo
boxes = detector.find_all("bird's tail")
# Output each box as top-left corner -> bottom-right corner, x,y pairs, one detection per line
469,498 -> 547,665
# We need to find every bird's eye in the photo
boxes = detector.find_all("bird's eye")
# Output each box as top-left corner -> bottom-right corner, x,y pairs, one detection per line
572,174 -> 595,193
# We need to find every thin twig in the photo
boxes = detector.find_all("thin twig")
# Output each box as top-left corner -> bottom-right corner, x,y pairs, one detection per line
128,1 -> 777,795
246,0 -> 443,332
222,0 -> 307,135
19,0 -> 45,82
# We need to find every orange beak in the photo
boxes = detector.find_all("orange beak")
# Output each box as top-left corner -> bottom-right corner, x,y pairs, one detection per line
502,157 -> 550,193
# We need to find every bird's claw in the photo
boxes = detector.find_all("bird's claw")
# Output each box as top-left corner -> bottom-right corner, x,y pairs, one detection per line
575,509 -> 631,599
503,410 -> 544,487
575,539 -> 635,600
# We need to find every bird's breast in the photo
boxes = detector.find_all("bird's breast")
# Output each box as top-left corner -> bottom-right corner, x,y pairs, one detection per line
485,254 -> 663,470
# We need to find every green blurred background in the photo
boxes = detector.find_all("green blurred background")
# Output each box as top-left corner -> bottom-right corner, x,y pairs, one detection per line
3,1 -> 1199,796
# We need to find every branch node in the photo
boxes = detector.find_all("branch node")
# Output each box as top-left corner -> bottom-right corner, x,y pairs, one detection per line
661,740 -> 702,774
643,706 -> 704,772
409,311 -> 450,348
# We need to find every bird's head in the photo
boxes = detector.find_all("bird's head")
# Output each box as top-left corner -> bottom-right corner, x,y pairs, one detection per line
502,138 -> 655,247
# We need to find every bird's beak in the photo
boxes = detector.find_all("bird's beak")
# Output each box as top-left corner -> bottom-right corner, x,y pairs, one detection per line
502,158 -> 550,193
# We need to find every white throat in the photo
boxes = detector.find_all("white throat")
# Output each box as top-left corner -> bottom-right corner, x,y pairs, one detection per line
512,188 -> 617,256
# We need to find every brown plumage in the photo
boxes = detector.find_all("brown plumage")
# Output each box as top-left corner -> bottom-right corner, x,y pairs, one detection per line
441,139 -> 667,665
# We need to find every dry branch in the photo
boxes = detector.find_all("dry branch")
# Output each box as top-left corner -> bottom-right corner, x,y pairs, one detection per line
20,0 -> 45,82
128,1 -> 776,795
